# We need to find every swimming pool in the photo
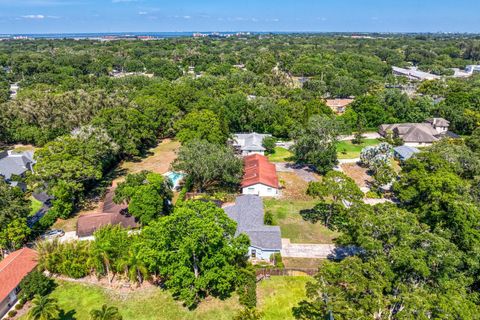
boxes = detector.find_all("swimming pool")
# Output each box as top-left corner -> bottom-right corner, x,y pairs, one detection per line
164,171 -> 185,189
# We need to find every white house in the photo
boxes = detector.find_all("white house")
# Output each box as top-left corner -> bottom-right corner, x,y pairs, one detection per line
241,154 -> 279,197
224,195 -> 282,261
232,133 -> 272,156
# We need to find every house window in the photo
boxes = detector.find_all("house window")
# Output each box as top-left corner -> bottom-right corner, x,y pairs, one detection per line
251,249 -> 256,258
248,187 -> 255,191
267,188 -> 272,191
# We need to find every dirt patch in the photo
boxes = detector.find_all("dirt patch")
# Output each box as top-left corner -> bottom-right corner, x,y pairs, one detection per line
283,257 -> 324,269
278,172 -> 317,201
340,163 -> 373,188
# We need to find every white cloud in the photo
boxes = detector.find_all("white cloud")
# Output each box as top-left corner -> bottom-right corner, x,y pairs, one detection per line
112,0 -> 138,3
21,14 -> 45,19
183,15 -> 191,19
138,11 -> 148,15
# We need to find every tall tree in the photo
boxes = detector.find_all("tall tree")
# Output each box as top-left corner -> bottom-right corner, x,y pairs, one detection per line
174,109 -> 227,145
27,295 -> 61,320
137,201 -> 249,308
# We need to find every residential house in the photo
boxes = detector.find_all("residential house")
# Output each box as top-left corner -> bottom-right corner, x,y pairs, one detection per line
325,98 -> 354,114
0,150 -> 35,190
0,248 -> 38,318
378,118 -> 456,147
393,145 -> 421,162
232,132 -> 272,156
76,187 -> 139,239
224,195 -> 282,261
392,66 -> 440,81
242,154 -> 279,197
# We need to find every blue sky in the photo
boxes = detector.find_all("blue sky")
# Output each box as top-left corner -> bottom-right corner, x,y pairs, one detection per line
0,0 -> 479,34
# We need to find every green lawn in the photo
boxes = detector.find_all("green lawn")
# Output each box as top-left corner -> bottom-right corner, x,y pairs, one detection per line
267,147 -> 294,163
264,199 -> 340,244
21,277 -> 309,320
336,139 -> 380,159
30,196 -> 43,216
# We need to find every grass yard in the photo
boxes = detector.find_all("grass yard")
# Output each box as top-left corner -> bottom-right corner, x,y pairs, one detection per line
21,277 -> 308,320
268,147 -> 294,163
264,199 -> 340,244
29,196 -> 43,216
336,139 -> 380,159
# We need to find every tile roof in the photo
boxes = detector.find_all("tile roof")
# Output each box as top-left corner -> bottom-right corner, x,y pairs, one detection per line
241,154 -> 279,189
76,212 -> 139,238
0,248 -> 38,302
325,99 -> 354,108
224,195 -> 282,250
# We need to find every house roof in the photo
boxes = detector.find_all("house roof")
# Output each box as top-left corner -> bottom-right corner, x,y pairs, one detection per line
224,195 -> 282,250
394,146 -> 420,160
0,248 -> 38,302
0,151 -> 35,180
233,133 -> 271,152
426,117 -> 450,127
241,154 -> 279,189
379,123 -> 439,143
76,212 -> 139,238
325,99 -> 354,108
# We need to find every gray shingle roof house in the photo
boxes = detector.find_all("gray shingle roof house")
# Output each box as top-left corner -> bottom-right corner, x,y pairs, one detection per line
393,145 -> 421,161
0,150 -> 35,189
378,118 -> 453,147
224,195 -> 282,260
232,133 -> 272,156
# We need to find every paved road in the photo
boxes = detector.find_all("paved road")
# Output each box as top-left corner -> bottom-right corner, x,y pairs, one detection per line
275,163 -> 319,182
281,239 -> 335,259
339,132 -> 381,141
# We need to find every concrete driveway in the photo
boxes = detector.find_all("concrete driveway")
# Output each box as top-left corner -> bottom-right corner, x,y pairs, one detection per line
275,163 -> 319,182
281,239 -> 335,259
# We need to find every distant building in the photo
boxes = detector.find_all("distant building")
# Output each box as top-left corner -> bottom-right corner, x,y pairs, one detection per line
224,195 -> 282,261
392,66 -> 440,81
232,132 -> 272,156
325,98 -> 354,114
241,154 -> 279,197
465,65 -> 480,74
393,145 -> 421,161
0,150 -> 35,190
379,117 -> 456,147
0,248 -> 38,318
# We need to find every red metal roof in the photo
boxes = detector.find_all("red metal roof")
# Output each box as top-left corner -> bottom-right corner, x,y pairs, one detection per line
0,248 -> 38,302
241,154 -> 279,189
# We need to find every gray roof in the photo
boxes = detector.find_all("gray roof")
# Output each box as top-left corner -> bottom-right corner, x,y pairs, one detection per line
394,146 -> 420,161
426,117 -> 449,127
379,123 -> 440,143
224,195 -> 282,250
233,133 -> 271,152
0,151 -> 35,180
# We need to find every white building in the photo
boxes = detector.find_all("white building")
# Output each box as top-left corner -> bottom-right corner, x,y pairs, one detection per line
232,132 -> 272,156
241,154 -> 279,197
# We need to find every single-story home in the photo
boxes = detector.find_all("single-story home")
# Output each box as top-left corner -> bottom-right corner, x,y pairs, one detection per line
232,133 -> 272,156
0,248 -> 38,319
378,117 -> 457,147
392,66 -> 440,81
0,150 -> 35,190
224,195 -> 282,261
393,145 -> 421,162
76,212 -> 139,239
325,98 -> 354,114
242,154 -> 279,197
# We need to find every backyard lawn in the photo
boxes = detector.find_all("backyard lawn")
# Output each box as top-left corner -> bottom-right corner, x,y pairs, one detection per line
336,139 -> 380,159
267,147 -> 294,163
264,199 -> 340,244
21,277 -> 308,320
29,196 -> 43,216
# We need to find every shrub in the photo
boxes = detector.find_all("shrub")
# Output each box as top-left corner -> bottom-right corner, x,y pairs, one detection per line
262,136 -> 277,155
15,303 -> 23,310
233,308 -> 263,320
264,211 -> 274,225
8,310 -> 17,317
20,270 -> 56,300
38,211 -> 58,229
365,191 -> 381,199
237,265 -> 257,308
271,252 -> 284,268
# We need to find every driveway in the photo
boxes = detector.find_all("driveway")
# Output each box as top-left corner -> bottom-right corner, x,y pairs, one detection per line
281,239 -> 335,259
275,163 -> 318,182
339,132 -> 381,141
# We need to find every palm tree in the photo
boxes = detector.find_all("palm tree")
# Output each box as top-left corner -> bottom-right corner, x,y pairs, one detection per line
90,304 -> 123,320
27,294 -> 60,320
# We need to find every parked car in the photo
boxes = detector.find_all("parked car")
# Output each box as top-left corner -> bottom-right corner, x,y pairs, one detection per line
40,229 -> 65,240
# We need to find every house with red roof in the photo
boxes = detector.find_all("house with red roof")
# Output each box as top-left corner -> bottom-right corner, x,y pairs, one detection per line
241,154 -> 279,197
0,248 -> 38,318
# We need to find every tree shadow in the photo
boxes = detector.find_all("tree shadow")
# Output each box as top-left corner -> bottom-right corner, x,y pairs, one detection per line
59,309 -> 77,320
299,208 -> 322,224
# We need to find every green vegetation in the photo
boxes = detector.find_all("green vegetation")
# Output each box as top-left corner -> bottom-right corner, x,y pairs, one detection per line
19,277 -> 308,320
264,199 -> 340,244
336,139 -> 380,159
267,147 -> 293,163
29,196 -> 43,216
